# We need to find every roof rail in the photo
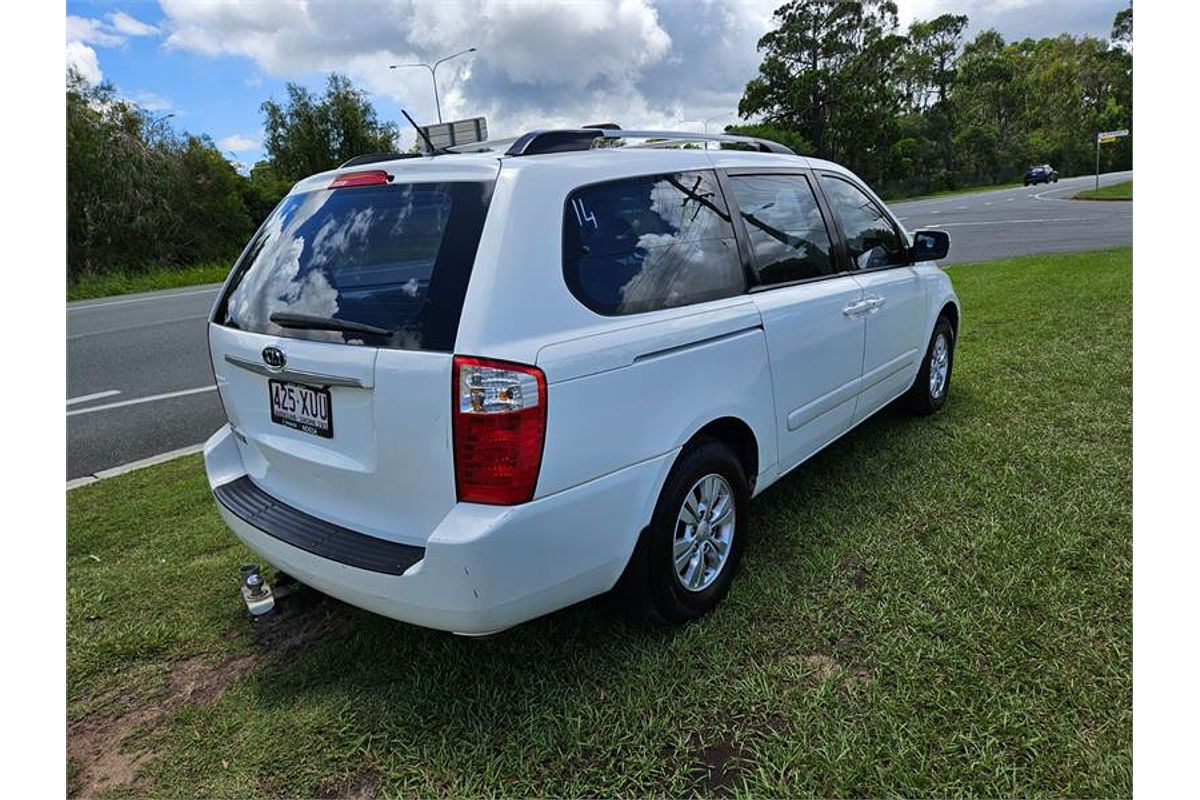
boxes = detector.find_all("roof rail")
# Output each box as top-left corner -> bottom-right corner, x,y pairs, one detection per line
337,152 -> 420,168
504,129 -> 794,157
506,130 -> 604,156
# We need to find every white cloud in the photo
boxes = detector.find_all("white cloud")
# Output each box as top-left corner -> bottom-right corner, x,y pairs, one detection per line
129,91 -> 173,112
218,134 -> 261,153
66,41 -> 102,84
154,0 -> 1124,151
160,0 -> 672,87
158,0 -> 764,146
107,11 -> 159,37
66,15 -> 125,48
66,10 -> 163,85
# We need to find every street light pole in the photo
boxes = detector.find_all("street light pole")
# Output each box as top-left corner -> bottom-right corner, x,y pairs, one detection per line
390,47 -> 477,124
702,112 -> 733,150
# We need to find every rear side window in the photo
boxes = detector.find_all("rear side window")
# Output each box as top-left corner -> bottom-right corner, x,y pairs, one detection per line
819,175 -> 906,271
215,181 -> 492,351
726,174 -> 835,285
562,170 -> 745,315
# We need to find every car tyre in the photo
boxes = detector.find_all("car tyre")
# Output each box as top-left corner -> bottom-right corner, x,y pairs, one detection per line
903,315 -> 955,416
613,438 -> 750,626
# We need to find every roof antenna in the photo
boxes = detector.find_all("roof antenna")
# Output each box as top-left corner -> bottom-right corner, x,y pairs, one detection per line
402,109 -> 441,155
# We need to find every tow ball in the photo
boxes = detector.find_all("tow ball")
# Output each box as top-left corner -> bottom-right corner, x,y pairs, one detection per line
239,564 -> 275,616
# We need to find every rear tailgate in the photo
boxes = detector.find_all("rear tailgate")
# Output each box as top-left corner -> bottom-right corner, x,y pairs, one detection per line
208,162 -> 496,545
210,326 -> 456,544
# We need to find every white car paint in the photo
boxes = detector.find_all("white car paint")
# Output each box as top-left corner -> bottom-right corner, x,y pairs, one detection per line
204,141 -> 959,634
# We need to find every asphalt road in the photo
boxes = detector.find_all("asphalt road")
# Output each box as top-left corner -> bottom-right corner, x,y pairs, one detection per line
68,285 -> 226,480
890,170 -> 1132,264
66,170 -> 1133,480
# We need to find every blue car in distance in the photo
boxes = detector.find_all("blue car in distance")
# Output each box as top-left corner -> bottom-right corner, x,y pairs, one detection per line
1024,164 -> 1060,186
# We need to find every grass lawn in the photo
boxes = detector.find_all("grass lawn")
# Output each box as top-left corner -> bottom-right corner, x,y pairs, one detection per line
67,262 -> 231,302
1074,180 -> 1132,201
67,247 -> 1132,798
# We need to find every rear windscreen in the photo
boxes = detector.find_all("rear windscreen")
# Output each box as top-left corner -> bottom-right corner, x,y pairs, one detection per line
215,181 -> 492,351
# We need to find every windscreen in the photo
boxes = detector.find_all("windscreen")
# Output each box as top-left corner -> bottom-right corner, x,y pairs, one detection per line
215,181 -> 492,351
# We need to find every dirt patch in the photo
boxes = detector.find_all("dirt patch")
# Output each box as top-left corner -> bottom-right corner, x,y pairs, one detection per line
68,588 -> 344,798
686,711 -> 793,797
694,731 -> 747,797
67,712 -> 156,798
840,554 -> 870,589
241,589 -> 348,653
779,651 -> 873,688
68,653 -> 255,798
314,769 -> 382,800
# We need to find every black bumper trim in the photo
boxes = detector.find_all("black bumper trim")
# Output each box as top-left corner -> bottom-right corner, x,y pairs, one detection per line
213,476 -> 425,575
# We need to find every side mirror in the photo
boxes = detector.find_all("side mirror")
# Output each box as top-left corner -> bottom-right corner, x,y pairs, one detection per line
911,230 -> 950,262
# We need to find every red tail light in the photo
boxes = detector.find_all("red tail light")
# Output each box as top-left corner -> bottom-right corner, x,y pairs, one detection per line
329,170 -> 390,188
453,356 -> 547,505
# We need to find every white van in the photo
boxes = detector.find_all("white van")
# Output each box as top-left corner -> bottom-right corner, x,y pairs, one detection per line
204,128 -> 959,635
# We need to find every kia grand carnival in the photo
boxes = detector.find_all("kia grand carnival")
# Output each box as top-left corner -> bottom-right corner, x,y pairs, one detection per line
204,127 -> 959,635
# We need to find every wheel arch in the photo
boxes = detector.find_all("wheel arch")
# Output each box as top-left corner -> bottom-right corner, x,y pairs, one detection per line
685,416 -> 761,493
609,414 -> 760,609
939,299 -> 960,337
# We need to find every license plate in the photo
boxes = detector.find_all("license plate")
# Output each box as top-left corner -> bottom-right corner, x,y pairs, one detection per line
269,380 -> 333,438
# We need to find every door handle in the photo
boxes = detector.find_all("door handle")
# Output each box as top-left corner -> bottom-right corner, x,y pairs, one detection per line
867,296 -> 887,310
842,300 -> 872,317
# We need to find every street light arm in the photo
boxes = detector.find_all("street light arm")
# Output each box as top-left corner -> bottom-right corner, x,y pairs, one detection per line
390,47 -> 476,125
433,47 -> 477,71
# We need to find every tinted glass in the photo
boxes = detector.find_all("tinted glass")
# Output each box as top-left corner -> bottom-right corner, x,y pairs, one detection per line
727,174 -> 835,284
216,181 -> 491,351
563,171 -> 745,315
820,175 -> 906,270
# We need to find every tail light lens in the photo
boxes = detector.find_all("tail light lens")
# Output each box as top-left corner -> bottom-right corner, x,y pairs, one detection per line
453,356 -> 547,505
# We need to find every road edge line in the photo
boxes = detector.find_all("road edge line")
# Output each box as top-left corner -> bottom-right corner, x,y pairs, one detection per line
67,443 -> 205,491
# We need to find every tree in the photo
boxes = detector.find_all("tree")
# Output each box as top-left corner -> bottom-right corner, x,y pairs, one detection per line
1112,4 -> 1132,49
171,136 -> 254,263
67,69 -> 181,276
240,161 -> 293,227
736,3 -> 1131,198
897,14 -> 967,186
738,1 -> 906,183
723,123 -> 812,155
261,73 -> 399,181
67,69 -> 255,278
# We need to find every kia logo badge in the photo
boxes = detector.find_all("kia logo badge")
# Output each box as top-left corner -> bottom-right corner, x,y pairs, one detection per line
261,346 -> 286,371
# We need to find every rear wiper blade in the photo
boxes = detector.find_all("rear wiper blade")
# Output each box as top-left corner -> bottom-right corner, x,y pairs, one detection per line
269,311 -> 390,337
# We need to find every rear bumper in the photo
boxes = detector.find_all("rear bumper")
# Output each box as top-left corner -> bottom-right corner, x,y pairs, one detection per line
204,424 -> 674,634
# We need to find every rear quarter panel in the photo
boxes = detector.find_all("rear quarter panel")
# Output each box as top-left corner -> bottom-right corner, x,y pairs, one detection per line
534,300 -> 778,499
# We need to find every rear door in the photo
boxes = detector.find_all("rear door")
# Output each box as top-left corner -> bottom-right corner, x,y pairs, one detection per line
722,170 -> 866,473
816,172 -> 926,423
208,168 -> 495,545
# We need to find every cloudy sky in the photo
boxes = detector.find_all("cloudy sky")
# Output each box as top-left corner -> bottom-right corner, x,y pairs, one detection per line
66,0 -> 1128,167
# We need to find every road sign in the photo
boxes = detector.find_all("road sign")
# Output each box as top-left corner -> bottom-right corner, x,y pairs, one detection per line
418,116 -> 488,151
1093,129 -> 1129,191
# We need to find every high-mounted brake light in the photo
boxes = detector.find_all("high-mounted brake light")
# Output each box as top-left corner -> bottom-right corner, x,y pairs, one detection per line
453,356 -> 547,505
329,170 -> 390,189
